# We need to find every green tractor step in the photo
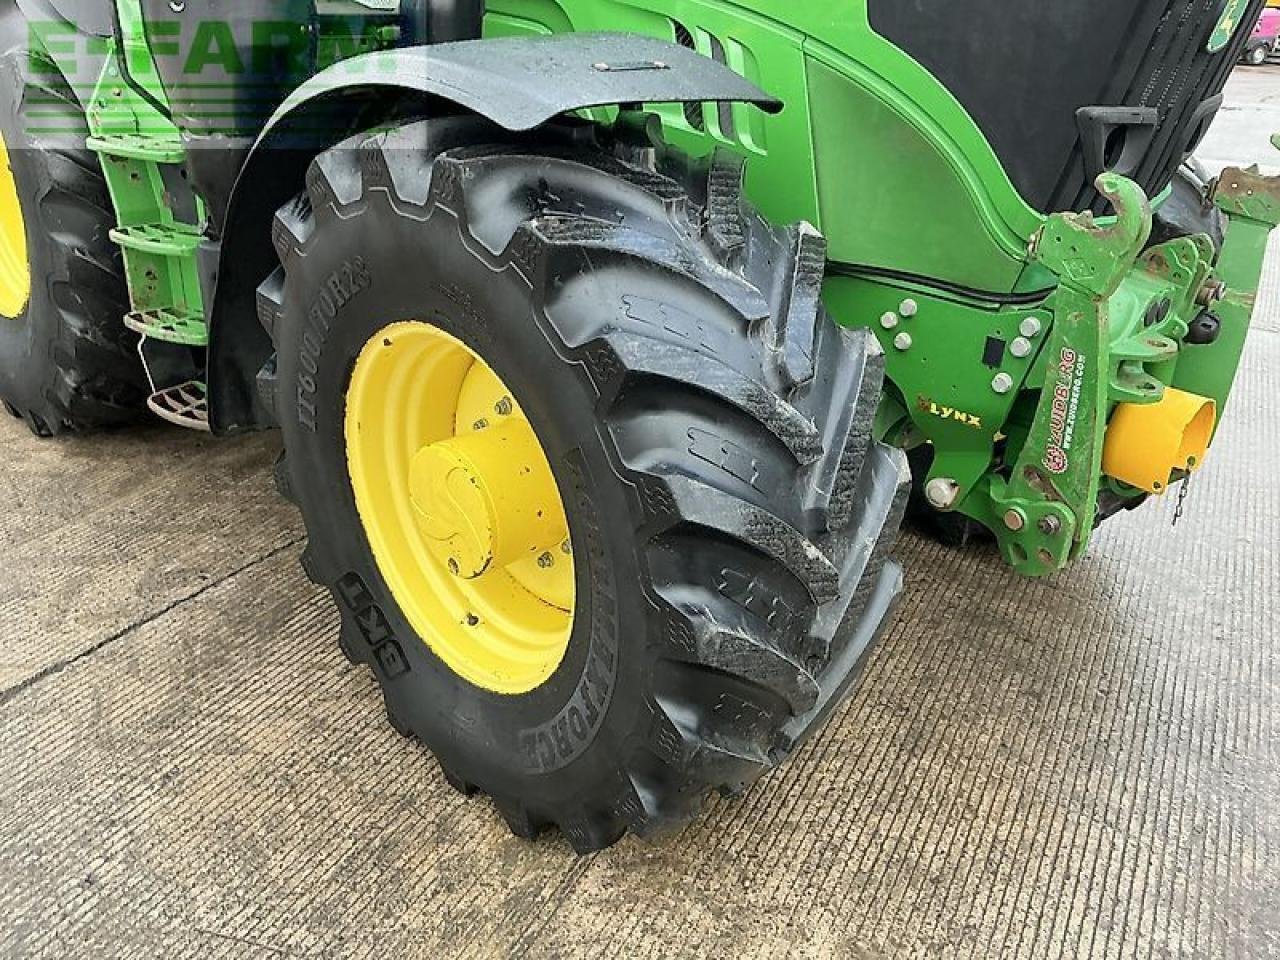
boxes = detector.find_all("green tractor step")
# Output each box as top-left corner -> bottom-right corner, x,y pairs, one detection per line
86,133 -> 185,165
123,307 -> 208,347
108,223 -> 203,257
85,24 -> 213,435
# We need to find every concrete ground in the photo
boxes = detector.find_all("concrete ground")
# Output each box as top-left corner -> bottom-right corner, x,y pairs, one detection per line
2,69 -> 1279,960
1197,63 -> 1280,176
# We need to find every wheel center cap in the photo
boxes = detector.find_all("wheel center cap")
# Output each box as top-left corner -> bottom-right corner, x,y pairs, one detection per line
408,419 -> 564,580
409,440 -> 495,579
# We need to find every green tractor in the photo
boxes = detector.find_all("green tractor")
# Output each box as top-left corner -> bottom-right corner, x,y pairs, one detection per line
0,0 -> 1275,850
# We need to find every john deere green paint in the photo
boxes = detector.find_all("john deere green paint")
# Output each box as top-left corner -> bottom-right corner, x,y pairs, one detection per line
1210,0 -> 1253,52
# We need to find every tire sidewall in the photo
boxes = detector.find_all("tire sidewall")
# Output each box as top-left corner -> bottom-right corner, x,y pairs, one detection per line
276,188 -> 656,808
0,46 -> 45,403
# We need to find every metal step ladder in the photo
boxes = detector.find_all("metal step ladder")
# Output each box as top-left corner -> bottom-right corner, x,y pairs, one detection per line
86,33 -> 210,432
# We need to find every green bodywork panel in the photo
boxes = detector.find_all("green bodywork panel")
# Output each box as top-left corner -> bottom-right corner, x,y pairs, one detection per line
487,0 -> 1040,291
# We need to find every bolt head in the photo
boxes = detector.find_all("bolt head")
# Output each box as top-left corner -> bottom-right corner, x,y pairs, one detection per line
1010,337 -> 1032,358
1019,316 -> 1042,338
925,477 -> 960,510
1003,509 -> 1025,532
880,311 -> 899,330
991,372 -> 1015,394
899,298 -> 919,318
1196,280 -> 1226,307
1038,515 -> 1062,536
893,332 -> 913,351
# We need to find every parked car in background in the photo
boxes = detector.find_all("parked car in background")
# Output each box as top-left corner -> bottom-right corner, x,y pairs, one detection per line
1243,8 -> 1280,64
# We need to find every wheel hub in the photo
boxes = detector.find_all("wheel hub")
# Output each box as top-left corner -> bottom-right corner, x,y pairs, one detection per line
409,419 -> 564,581
0,130 -> 30,319
345,321 -> 575,694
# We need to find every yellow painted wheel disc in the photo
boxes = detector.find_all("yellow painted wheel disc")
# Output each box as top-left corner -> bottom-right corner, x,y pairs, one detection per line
345,321 -> 575,694
0,130 -> 29,319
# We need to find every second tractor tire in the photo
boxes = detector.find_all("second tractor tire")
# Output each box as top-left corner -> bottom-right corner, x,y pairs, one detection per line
261,116 -> 909,852
0,8 -> 145,436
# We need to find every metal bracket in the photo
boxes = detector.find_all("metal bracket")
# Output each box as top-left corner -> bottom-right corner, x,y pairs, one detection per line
1211,163 -> 1280,227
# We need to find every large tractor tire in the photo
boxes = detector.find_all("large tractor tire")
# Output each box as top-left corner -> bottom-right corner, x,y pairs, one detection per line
261,117 -> 909,852
0,9 -> 145,436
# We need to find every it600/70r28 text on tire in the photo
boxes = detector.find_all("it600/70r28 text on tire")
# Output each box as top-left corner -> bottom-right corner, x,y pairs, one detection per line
259,116 -> 909,852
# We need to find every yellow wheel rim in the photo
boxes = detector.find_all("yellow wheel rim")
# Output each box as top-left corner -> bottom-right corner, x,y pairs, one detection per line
345,321 -> 575,694
0,130 -> 29,319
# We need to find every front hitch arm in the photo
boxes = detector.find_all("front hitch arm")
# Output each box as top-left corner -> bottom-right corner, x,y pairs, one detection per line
985,174 -> 1152,576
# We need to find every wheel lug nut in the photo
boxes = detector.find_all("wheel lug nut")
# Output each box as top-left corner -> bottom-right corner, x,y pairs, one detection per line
560,540 -> 571,555
537,551 -> 554,569
472,418 -> 489,431
494,397 -> 513,416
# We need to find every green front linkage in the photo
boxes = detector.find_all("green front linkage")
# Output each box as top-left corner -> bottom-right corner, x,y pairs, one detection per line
963,160 -> 1280,575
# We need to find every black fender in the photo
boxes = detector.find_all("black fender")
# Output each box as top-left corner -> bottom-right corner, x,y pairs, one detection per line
206,31 -> 782,433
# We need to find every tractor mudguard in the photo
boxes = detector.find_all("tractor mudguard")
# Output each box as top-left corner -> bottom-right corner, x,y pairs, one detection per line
206,31 -> 782,434
269,31 -> 782,136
